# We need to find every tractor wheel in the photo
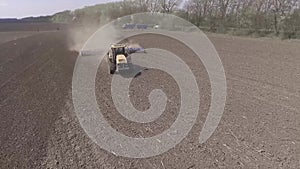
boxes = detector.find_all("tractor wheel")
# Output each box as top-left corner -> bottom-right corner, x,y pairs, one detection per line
109,62 -> 116,74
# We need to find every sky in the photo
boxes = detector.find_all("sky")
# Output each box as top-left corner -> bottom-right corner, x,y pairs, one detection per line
0,0 -> 120,18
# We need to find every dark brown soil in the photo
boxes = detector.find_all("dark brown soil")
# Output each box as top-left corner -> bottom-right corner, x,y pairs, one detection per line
0,25 -> 299,168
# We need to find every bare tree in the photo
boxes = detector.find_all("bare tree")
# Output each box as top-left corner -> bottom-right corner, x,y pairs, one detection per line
149,0 -> 161,12
160,0 -> 183,13
269,0 -> 298,34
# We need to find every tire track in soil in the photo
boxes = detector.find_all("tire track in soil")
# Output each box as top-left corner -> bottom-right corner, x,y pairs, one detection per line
1,30 -> 300,168
0,32 -> 77,168
43,33 -> 213,169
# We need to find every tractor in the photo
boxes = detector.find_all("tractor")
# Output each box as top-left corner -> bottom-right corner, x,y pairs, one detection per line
107,44 -> 132,74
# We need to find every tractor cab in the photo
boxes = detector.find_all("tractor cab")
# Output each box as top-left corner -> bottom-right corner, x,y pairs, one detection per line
111,44 -> 127,57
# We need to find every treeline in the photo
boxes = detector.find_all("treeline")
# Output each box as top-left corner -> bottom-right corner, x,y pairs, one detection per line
181,0 -> 300,39
51,0 -> 300,39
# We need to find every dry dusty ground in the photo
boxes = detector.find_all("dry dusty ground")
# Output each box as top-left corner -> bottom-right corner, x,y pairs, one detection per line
0,32 -> 41,45
0,25 -> 300,169
0,23 -> 75,45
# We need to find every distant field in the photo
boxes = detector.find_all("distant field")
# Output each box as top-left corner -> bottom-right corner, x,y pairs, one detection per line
0,22 -> 76,45
0,31 -> 40,44
0,22 -> 72,32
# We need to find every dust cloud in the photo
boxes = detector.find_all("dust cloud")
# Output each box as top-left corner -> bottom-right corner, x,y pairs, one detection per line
66,28 -> 144,55
66,26 -> 98,52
